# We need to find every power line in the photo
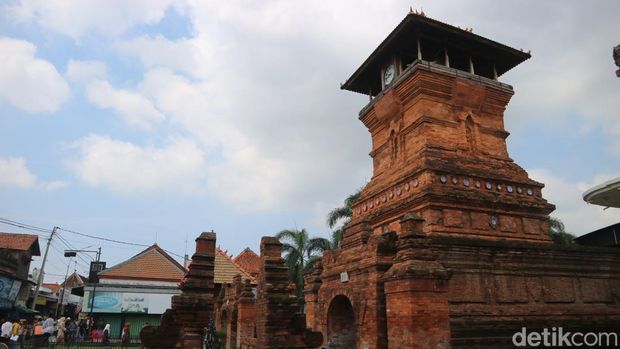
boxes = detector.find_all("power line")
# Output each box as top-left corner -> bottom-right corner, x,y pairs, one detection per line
58,234 -> 93,264
50,240 -> 90,270
0,217 -> 184,261
58,226 -> 150,247
56,233 -> 95,266
43,273 -> 70,277
57,226 -> 183,259
49,241 -> 89,271
162,248 -> 184,259
0,217 -> 52,235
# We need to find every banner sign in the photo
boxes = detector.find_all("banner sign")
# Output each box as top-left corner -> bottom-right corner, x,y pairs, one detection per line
121,293 -> 148,313
0,276 -> 21,309
8,280 -> 21,301
0,276 -> 14,300
84,292 -> 156,313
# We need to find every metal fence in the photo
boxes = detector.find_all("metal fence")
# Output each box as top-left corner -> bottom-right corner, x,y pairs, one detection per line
0,339 -> 142,349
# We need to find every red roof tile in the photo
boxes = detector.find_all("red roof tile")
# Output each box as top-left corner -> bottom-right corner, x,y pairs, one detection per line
43,283 -> 60,294
233,247 -> 260,276
98,244 -> 186,282
0,232 -> 40,255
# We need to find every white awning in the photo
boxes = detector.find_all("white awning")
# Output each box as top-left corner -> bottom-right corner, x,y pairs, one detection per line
583,177 -> 620,208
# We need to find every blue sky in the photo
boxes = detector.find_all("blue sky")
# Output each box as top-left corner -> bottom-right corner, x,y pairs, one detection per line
1,0 -> 619,282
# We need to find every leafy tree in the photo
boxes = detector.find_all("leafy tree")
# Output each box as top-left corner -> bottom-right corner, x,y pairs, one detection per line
276,229 -> 329,298
326,188 -> 363,249
548,217 -> 576,245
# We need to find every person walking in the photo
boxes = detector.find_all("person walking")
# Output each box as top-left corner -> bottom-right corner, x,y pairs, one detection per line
17,320 -> 26,348
102,324 -> 110,346
9,319 -> 21,348
67,318 -> 77,343
33,319 -> 44,347
76,320 -> 86,342
90,326 -> 99,343
0,318 -> 11,345
42,315 -> 54,344
121,323 -> 131,348
56,317 -> 66,344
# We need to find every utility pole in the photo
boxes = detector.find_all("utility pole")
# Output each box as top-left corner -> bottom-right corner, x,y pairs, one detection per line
88,247 -> 102,319
31,226 -> 57,310
56,257 -> 73,317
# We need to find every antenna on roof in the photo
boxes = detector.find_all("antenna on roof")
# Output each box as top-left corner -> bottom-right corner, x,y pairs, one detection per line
155,232 -> 158,245
184,233 -> 188,257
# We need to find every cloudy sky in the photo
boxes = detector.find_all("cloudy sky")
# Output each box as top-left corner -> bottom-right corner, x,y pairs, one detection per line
1,0 -> 619,282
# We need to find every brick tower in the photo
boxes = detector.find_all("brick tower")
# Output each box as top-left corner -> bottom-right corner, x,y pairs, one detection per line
340,14 -> 554,247
304,13 -> 576,349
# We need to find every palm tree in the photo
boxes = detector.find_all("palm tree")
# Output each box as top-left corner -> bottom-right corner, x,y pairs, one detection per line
326,188 -> 363,248
548,217 -> 576,245
327,189 -> 362,228
276,229 -> 329,298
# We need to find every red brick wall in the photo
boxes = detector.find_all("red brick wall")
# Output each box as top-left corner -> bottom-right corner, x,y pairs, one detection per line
436,237 -> 620,348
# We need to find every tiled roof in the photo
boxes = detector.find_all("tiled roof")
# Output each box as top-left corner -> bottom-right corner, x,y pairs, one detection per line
214,248 -> 254,285
43,283 -> 60,294
98,244 -> 186,282
61,272 -> 88,288
233,247 -> 260,276
0,232 -> 41,255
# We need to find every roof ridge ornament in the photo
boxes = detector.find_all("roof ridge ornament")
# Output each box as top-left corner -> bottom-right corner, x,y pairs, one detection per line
409,6 -> 425,17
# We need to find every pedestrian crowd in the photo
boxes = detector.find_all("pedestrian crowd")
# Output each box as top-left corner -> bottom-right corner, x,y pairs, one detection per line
1,315 -> 132,348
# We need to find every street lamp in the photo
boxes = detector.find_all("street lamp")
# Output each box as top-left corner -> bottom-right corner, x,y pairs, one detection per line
63,248 -> 102,320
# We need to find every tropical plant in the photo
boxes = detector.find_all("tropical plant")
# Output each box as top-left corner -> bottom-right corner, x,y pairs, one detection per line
326,188 -> 363,249
548,217 -> 576,245
276,229 -> 329,298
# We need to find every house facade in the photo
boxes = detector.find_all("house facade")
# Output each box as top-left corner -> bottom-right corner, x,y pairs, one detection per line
0,232 -> 40,319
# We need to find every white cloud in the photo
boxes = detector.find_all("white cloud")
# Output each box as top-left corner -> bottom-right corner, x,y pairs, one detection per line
116,36 -> 204,78
0,157 -> 36,189
86,80 -> 165,130
0,157 -> 67,191
0,37 -> 70,113
42,180 -> 68,191
137,68 -> 292,208
135,67 -> 369,210
529,168 -> 620,235
9,0 -> 179,39
45,1 -> 620,218
69,134 -> 208,195
66,59 -> 107,85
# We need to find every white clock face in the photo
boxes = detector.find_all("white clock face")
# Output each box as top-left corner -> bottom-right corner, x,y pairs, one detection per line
384,64 -> 395,85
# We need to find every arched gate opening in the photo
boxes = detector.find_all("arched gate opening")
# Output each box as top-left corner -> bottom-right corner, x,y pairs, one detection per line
327,295 -> 357,348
